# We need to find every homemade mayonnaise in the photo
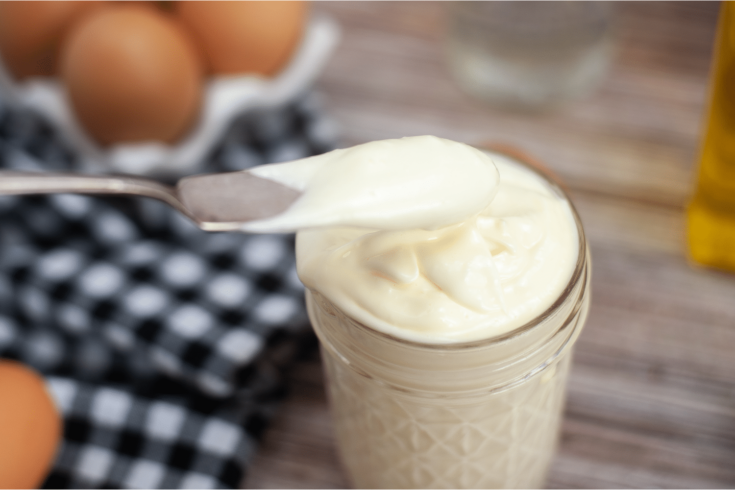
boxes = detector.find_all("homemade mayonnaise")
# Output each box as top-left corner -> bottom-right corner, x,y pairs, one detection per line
242,135 -> 578,343
241,135 -> 590,488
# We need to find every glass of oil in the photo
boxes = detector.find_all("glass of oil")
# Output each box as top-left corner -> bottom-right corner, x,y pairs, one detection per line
688,2 -> 735,272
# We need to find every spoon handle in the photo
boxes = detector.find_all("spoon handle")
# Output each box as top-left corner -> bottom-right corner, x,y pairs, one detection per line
0,170 -> 191,219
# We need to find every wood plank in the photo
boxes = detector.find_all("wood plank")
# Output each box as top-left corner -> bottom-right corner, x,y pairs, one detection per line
313,2 -> 717,207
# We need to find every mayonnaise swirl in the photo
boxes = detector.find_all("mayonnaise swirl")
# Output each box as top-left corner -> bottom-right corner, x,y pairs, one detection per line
244,136 -> 579,343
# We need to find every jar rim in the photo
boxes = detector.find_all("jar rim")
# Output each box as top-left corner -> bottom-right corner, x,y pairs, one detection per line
312,146 -> 589,352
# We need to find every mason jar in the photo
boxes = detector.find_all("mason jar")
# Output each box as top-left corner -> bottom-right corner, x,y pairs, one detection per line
303,152 -> 591,489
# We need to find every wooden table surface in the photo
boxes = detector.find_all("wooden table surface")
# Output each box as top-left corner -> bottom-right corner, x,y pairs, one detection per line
244,2 -> 735,488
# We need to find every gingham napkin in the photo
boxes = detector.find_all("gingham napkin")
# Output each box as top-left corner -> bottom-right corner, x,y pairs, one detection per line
0,93 -> 337,488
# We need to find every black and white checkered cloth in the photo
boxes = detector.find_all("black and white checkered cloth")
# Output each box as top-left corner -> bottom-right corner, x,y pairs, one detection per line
0,93 -> 337,488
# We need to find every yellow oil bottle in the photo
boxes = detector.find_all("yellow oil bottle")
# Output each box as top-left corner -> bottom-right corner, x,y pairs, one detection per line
688,1 -> 735,271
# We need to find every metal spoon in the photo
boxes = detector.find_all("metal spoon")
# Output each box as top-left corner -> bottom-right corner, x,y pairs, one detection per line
0,170 -> 302,232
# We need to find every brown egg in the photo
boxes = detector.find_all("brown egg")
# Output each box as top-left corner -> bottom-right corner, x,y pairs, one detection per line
60,5 -> 204,145
176,1 -> 307,77
0,1 -> 105,80
0,360 -> 62,489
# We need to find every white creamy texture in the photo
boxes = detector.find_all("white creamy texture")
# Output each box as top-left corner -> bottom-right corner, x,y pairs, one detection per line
245,136 -> 579,343
241,136 -> 499,232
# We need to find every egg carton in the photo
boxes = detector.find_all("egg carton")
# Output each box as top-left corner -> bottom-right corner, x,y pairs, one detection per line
0,13 -> 340,178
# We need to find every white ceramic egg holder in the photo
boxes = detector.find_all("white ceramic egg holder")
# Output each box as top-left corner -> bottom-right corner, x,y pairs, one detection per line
0,13 -> 340,178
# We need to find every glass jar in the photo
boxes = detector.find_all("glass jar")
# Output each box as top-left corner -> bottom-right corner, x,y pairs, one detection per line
446,1 -> 614,109
304,154 -> 591,489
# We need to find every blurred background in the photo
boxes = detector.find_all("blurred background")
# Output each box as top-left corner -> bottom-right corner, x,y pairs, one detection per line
0,1 -> 733,489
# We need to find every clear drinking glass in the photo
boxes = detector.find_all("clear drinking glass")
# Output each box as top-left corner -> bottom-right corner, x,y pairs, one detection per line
446,1 -> 614,109
303,153 -> 591,488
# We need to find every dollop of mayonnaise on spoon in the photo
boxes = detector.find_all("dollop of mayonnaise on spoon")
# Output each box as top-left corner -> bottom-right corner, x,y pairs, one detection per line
241,136 -> 499,232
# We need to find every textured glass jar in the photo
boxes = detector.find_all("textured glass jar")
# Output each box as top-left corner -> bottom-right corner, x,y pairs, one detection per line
304,157 -> 591,489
